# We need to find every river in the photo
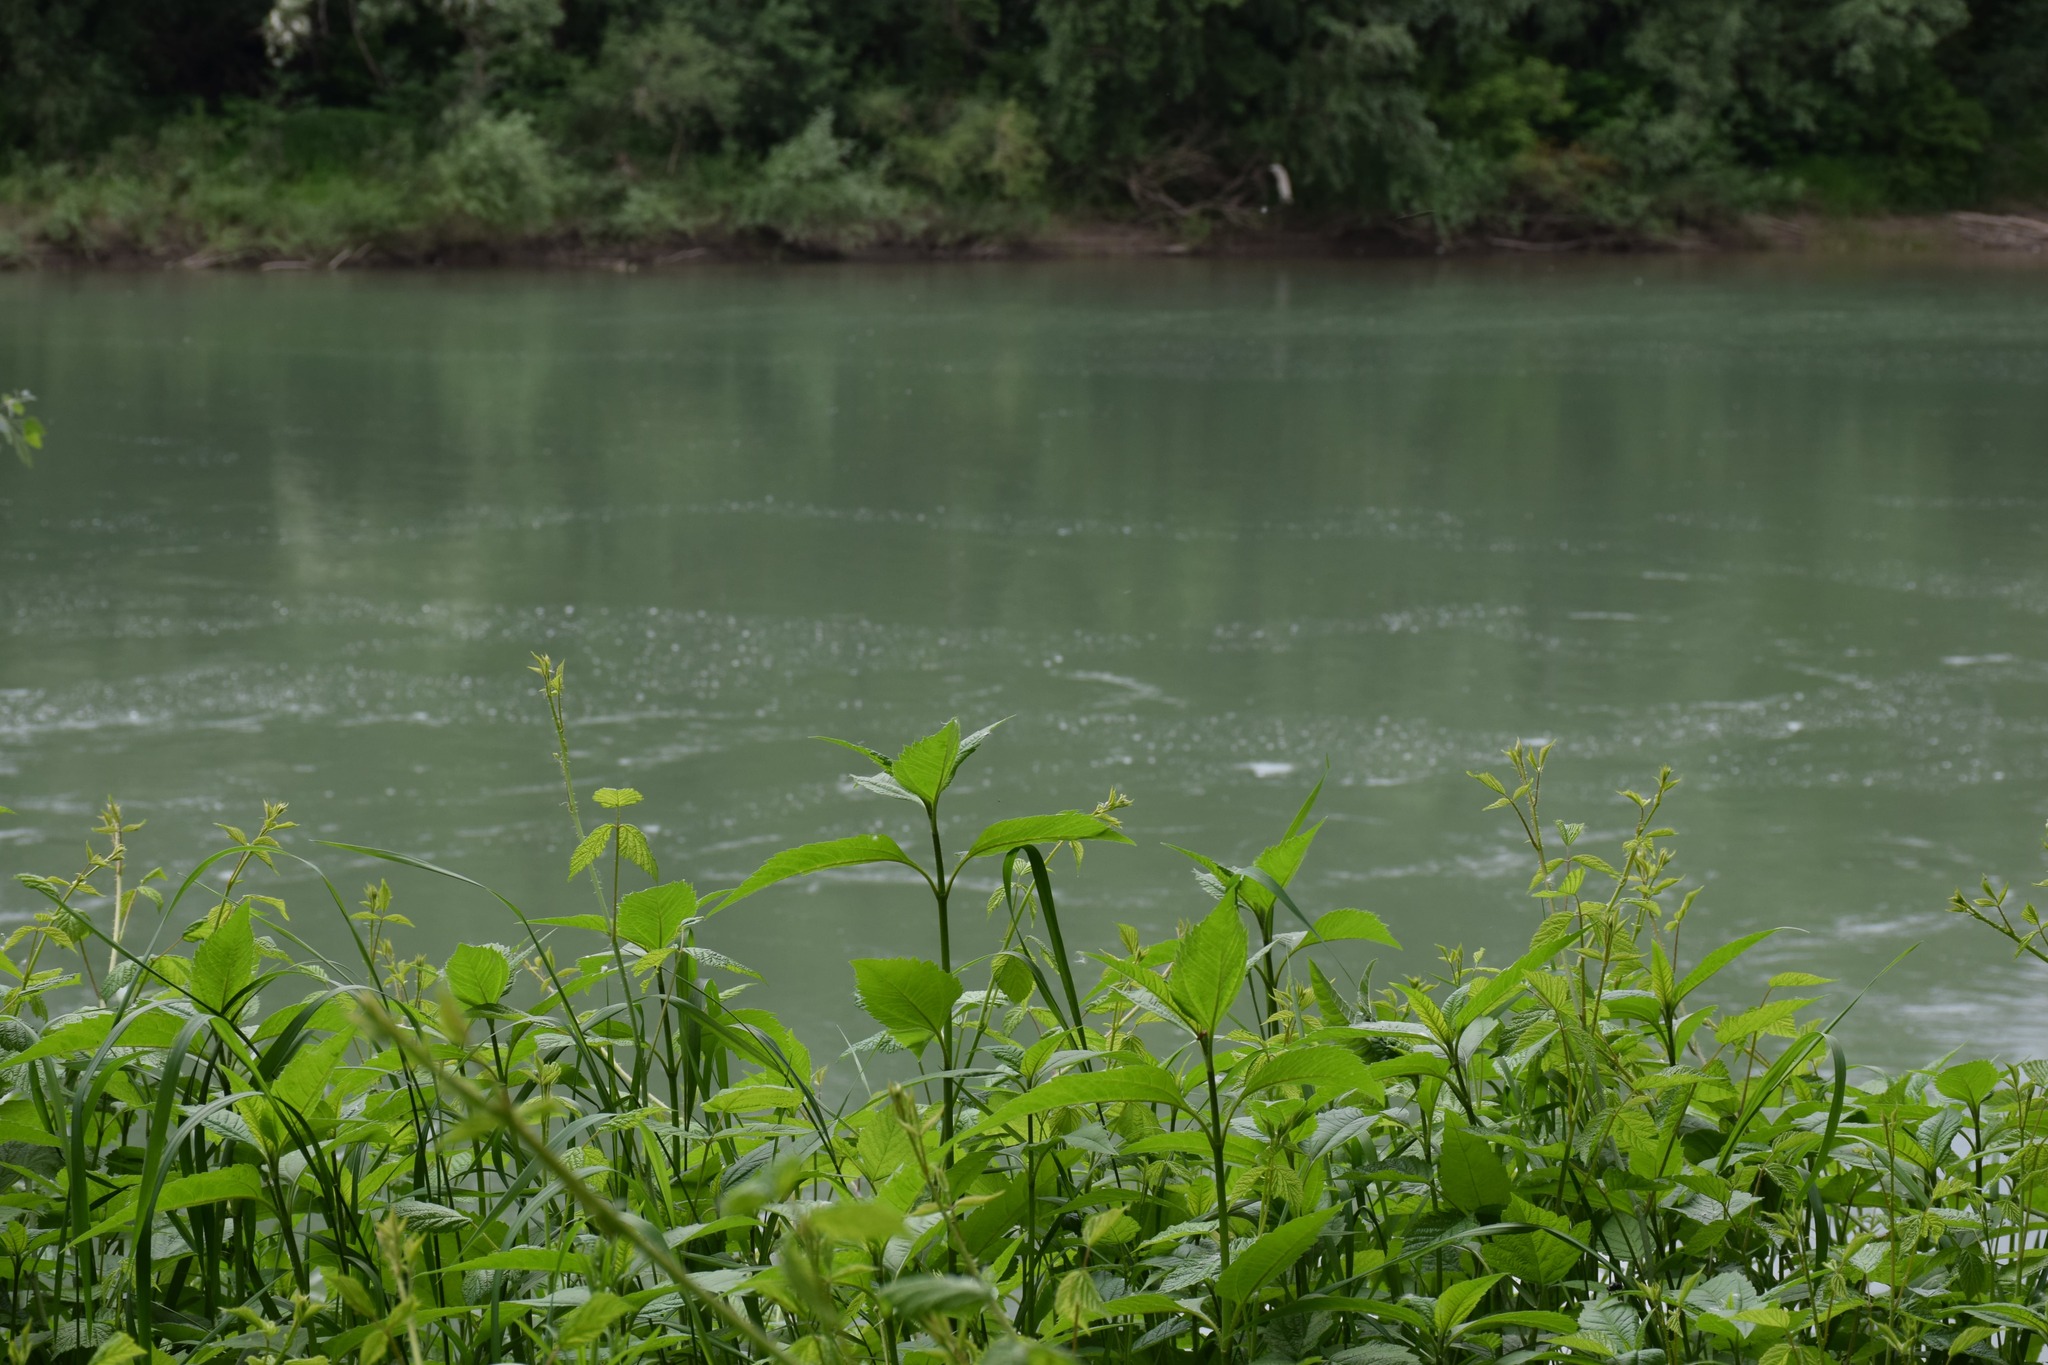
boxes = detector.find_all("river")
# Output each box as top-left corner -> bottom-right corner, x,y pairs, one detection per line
2,257 -> 2044,1063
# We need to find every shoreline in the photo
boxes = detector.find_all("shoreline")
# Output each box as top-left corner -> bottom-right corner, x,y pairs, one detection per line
8,209 -> 2048,272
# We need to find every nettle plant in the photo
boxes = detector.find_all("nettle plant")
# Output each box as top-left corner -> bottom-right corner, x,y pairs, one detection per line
1,662 -> 2047,1365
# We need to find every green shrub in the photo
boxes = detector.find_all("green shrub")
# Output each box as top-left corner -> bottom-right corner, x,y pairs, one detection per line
887,97 -> 1052,205
735,109 -> 916,251
428,109 -> 562,236
2,659 -> 2046,1362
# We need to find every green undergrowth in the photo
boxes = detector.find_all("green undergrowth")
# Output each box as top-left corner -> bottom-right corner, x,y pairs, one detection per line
0,105 -> 1038,264
2,655 -> 2046,1364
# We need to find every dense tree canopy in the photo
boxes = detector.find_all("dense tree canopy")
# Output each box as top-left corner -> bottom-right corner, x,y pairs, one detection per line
0,0 -> 2035,251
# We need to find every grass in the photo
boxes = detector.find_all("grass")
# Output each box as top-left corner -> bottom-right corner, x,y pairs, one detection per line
1,654 -> 2045,1364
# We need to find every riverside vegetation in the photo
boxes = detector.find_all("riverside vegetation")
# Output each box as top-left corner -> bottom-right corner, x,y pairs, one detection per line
1,658 -> 2046,1364
3,0 -> 2048,260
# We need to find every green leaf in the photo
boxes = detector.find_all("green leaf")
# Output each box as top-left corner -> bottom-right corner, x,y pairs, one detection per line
1100,1293 -> 1203,1319
1962,1304 -> 2048,1337
532,914 -> 610,932
1937,1059 -> 2002,1106
1240,1045 -> 1378,1100
808,1200 -> 905,1245
440,1247 -> 592,1276
1469,1310 -> 1580,1335
816,735 -> 894,771
0,1013 -> 113,1068
1483,1198 -> 1584,1285
618,880 -> 697,950
852,957 -> 962,1052
615,824 -> 658,879
558,1290 -> 633,1347
1715,998 -> 1811,1044
1216,1206 -> 1337,1304
891,720 -> 962,805
192,904 -> 258,1015
965,812 -> 1133,860
1309,960 -> 1354,1024
1252,824 -> 1320,894
1171,896 -> 1247,1036
1452,927 -> 1573,1031
966,1064 -> 1187,1137
1673,929 -> 1779,1004
879,1273 -> 994,1317
86,1335 -> 145,1365
446,942 -> 512,1008
1311,908 -> 1401,949
77,1164 -> 265,1242
388,1198 -> 471,1230
272,1029 -> 354,1112
1433,1274 -> 1504,1332
591,787 -> 643,809
717,834 -> 921,910
1438,1126 -> 1513,1213
568,824 -> 614,878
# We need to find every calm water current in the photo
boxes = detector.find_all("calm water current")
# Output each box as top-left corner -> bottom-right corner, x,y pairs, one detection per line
2,258 -> 2045,1064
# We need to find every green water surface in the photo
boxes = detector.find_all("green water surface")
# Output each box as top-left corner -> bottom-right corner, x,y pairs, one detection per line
2,258 -> 2044,1062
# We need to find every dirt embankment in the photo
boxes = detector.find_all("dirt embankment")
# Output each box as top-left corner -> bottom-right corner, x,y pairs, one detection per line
18,210 -> 2048,271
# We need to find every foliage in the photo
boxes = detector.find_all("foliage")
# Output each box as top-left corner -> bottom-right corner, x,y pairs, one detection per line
0,0 -> 2041,256
1,388 -> 41,465
426,107 -> 563,234
0,661 -> 2045,1364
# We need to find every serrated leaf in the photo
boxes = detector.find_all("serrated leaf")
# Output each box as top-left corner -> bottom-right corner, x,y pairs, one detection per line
816,735 -> 894,771
1715,998 -> 1811,1044
388,1198 -> 471,1231
76,1164 -> 265,1242
1438,1126 -> 1513,1213
1311,908 -> 1401,949
615,824 -> 658,879
1240,1045 -> 1378,1100
852,772 -> 923,803
618,880 -> 697,950
966,1064 -> 1187,1137
559,1290 -> 632,1346
1433,1274 -> 1504,1332
272,1029 -> 354,1112
1674,929 -> 1779,1004
717,834 -> 921,910
1171,896 -> 1247,1036
446,942 -> 511,1007
1216,1207 -> 1337,1304
533,914 -> 611,931
808,1200 -> 905,1245
193,903 -> 257,1015
852,957 -> 962,1052
85,1334 -> 144,1365
965,812 -> 1132,860
891,720 -> 963,805
1483,1197 -> 1583,1285
568,824 -> 614,878
1937,1059 -> 2001,1106
591,787 -> 643,809
879,1273 -> 993,1317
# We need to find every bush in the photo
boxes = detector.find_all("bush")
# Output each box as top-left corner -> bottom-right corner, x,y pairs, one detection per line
735,108 -> 915,250
428,108 -> 562,235
1,657 -> 2045,1361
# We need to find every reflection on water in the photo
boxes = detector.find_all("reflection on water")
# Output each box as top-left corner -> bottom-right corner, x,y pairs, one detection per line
1,258 -> 2044,1063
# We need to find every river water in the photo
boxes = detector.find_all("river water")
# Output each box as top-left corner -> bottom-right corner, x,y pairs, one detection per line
2,258 -> 2044,1064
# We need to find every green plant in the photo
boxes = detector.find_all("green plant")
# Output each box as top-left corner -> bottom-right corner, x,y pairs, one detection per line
0,389 -> 41,465
428,109 -> 563,235
1,659 -> 2046,1364
734,109 -> 916,251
